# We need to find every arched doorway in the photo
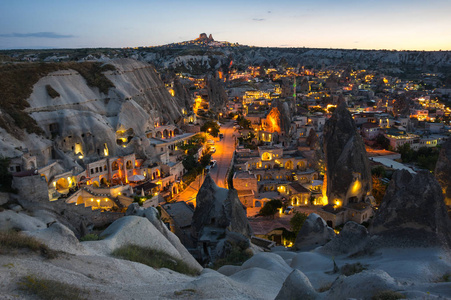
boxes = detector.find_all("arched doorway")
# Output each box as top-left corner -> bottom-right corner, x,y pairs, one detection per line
285,160 -> 293,170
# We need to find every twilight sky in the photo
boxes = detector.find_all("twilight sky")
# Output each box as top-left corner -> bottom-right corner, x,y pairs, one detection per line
1,0 -> 450,50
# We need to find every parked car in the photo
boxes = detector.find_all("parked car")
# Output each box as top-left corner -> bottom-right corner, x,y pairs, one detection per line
210,160 -> 217,168
284,206 -> 294,214
207,139 -> 215,145
219,133 -> 224,140
210,146 -> 216,153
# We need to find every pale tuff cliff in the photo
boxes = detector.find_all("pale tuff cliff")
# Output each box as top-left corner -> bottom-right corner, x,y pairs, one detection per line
0,58 -> 185,168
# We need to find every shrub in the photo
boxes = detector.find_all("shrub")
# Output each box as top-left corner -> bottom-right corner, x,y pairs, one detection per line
290,212 -> 308,235
0,230 -> 58,259
174,289 -> 197,296
258,199 -> 283,218
79,233 -> 101,241
212,241 -> 253,270
45,84 -> 60,98
18,274 -> 88,300
112,244 -> 199,276
371,290 -> 406,300
317,282 -> 332,292
438,272 -> 451,282
340,262 -> 368,276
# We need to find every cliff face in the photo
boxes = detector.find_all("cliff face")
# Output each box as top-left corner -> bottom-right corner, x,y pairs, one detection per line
141,47 -> 451,75
369,170 -> 451,248
206,76 -> 228,110
323,102 -> 372,205
0,58 -> 185,167
435,138 -> 451,206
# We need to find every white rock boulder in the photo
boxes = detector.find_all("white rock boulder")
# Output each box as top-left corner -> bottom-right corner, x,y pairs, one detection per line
275,269 -> 318,300
25,222 -> 87,255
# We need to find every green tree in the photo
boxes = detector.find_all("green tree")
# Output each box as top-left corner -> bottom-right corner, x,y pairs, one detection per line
182,155 -> 197,172
259,199 -> 282,218
200,120 -> 220,137
372,175 -> 387,206
375,134 -> 390,150
397,143 -> 414,162
236,115 -> 252,129
290,212 -> 308,234
199,151 -> 211,168
371,166 -> 386,178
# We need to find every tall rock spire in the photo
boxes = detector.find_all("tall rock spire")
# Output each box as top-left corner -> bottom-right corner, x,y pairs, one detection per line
323,102 -> 372,206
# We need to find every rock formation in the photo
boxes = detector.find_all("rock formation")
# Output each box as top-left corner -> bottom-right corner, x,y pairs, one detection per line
275,269 -> 317,300
323,102 -> 372,205
435,138 -> 451,206
1,58 -> 187,173
172,77 -> 193,110
369,170 -> 451,248
294,213 -> 335,251
327,270 -> 399,300
192,174 -> 252,264
25,222 -> 88,255
320,221 -> 370,256
206,75 -> 228,110
125,204 -> 202,272
192,174 -> 252,239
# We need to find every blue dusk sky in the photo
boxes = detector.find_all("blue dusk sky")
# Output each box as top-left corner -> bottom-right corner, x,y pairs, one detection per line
0,0 -> 450,50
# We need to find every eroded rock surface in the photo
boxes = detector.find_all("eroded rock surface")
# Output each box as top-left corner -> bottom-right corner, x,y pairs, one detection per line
369,170 -> 451,248
435,138 -> 451,206
294,213 -> 335,251
125,204 -> 202,272
323,102 -> 372,204
192,174 -> 252,239
321,221 -> 370,256
275,269 -> 318,300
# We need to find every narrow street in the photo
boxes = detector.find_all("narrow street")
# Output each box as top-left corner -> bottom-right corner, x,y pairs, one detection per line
209,120 -> 236,188
171,120 -> 236,206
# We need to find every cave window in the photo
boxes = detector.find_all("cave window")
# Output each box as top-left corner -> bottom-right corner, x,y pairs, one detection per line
91,169 -> 94,174
95,167 -> 99,173
126,161 -> 132,170
112,161 -> 119,171
104,165 -> 107,171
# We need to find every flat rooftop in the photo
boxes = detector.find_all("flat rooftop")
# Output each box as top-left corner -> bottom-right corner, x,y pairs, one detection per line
234,171 -> 255,179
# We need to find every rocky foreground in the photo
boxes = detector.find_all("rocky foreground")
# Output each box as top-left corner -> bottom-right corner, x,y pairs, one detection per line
0,204 -> 450,299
